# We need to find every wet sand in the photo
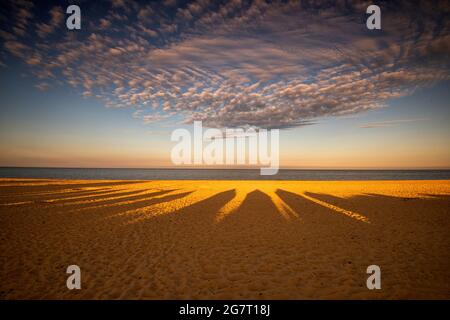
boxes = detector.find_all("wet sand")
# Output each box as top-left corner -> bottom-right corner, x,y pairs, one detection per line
0,179 -> 449,299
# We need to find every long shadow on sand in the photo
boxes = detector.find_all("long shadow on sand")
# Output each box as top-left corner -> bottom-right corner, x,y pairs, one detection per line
70,190 -> 193,216
0,180 -> 146,195
64,189 -> 178,209
302,191 -> 450,224
122,189 -> 238,227
276,189 -> 370,224
0,187 -> 112,203
28,188 -> 148,203
46,188 -> 153,204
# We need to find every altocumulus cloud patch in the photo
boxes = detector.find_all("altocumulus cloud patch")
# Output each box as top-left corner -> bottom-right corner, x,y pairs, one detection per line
1,0 -> 449,129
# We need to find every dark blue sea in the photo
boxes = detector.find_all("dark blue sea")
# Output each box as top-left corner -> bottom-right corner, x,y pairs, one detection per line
1,167 -> 449,180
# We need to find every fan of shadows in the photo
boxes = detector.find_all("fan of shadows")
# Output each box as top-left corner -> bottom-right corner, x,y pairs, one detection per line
115,189 -> 300,271
69,189 -> 449,299
118,188 -> 371,229
122,189 -> 301,244
110,187 -> 389,248
109,189 -> 348,299
83,189 -> 382,299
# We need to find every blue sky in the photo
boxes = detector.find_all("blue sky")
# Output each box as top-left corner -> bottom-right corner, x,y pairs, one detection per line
0,0 -> 449,168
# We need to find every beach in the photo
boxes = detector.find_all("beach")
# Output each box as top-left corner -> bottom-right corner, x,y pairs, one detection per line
0,178 -> 449,299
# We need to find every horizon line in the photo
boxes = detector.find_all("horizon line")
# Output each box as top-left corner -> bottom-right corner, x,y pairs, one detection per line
1,166 -> 450,171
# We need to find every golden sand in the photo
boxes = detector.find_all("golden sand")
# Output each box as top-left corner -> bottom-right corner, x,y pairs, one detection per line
0,178 -> 449,299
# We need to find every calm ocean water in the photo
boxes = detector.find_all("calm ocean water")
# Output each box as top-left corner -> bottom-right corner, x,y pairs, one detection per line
0,167 -> 449,180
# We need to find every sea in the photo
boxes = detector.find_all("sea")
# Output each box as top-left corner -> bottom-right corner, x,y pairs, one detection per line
1,167 -> 450,180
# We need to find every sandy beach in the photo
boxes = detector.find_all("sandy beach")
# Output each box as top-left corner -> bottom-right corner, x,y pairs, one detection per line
0,178 -> 449,299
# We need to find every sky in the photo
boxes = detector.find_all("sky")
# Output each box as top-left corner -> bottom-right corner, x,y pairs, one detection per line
0,0 -> 449,169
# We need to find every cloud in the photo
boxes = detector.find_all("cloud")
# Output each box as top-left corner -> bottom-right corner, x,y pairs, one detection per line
36,6 -> 63,38
1,0 -> 449,128
359,118 -> 429,129
142,113 -> 170,124
35,82 -> 50,91
4,40 -> 29,58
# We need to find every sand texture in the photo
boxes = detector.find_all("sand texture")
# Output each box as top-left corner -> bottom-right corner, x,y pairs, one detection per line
0,179 -> 449,299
